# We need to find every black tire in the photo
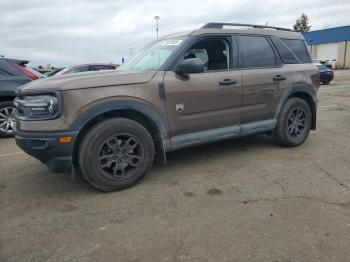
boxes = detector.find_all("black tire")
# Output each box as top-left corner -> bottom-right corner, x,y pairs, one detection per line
323,81 -> 330,85
0,100 -> 16,138
79,118 -> 155,191
274,98 -> 312,147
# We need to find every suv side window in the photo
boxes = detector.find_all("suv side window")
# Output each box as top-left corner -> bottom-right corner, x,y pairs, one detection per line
280,39 -> 310,63
183,38 -> 230,71
270,37 -> 299,64
238,36 -> 276,68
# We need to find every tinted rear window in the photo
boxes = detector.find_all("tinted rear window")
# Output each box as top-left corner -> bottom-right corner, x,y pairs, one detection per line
270,37 -> 299,64
238,36 -> 276,68
280,39 -> 310,63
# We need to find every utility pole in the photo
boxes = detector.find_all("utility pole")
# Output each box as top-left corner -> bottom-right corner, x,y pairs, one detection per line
154,15 -> 160,38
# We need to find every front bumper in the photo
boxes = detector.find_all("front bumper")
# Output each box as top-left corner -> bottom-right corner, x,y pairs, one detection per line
15,130 -> 78,173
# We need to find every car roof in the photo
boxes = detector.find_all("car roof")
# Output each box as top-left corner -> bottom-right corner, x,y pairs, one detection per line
160,22 -> 304,40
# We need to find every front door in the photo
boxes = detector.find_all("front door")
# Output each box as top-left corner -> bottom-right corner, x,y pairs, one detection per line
163,37 -> 242,138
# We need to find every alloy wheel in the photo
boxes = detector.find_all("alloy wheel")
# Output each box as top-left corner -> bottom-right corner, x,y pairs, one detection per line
0,107 -> 15,134
287,106 -> 307,138
97,134 -> 144,180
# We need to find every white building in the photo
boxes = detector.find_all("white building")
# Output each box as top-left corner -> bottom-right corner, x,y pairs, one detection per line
303,26 -> 350,69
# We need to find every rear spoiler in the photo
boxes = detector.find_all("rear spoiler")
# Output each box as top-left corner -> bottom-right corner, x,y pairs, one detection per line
2,58 -> 29,66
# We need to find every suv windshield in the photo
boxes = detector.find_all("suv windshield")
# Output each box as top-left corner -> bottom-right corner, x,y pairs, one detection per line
117,37 -> 186,72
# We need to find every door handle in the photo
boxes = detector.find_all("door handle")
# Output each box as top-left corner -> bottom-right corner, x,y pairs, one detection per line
219,79 -> 237,86
273,75 -> 287,81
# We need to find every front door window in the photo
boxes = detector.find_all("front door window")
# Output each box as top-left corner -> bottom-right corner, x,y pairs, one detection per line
183,38 -> 230,71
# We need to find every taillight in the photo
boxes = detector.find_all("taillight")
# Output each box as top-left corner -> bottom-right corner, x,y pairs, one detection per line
15,64 -> 39,80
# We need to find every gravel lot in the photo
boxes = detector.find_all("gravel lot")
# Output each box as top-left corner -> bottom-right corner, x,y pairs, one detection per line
1,70 -> 350,262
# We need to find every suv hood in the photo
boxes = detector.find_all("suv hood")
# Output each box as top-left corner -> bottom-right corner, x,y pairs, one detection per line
17,70 -> 157,93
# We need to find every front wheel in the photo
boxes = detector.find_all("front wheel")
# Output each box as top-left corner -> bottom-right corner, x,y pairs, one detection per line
79,118 -> 155,191
274,98 -> 312,147
0,101 -> 16,138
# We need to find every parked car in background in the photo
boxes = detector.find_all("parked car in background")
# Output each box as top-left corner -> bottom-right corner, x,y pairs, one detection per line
0,58 -> 41,137
312,59 -> 332,69
54,63 -> 119,76
14,22 -> 319,191
44,67 -> 67,77
317,64 -> 334,85
26,66 -> 45,78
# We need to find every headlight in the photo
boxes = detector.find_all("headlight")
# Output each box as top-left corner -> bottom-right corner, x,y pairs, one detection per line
14,93 -> 61,120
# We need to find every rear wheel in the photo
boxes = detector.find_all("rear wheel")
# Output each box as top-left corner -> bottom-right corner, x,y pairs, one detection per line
0,101 -> 16,138
323,81 -> 330,85
79,118 -> 154,191
274,98 -> 312,147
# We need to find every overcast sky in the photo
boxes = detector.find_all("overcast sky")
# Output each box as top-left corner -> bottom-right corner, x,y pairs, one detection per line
1,0 -> 349,67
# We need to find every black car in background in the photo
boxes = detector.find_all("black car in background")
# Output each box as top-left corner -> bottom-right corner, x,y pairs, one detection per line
0,58 -> 41,137
317,64 -> 334,85
313,59 -> 332,69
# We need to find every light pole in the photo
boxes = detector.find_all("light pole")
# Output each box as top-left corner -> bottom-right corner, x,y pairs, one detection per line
154,15 -> 160,38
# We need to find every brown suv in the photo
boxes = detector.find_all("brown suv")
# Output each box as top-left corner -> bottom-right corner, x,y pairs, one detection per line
14,23 -> 320,191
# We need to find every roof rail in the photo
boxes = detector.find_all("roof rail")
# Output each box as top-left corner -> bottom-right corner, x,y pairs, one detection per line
201,22 -> 293,32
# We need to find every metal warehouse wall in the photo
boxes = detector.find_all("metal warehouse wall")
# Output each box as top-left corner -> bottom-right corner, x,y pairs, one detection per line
304,26 -> 350,69
309,42 -> 350,69
303,26 -> 350,45
337,41 -> 350,69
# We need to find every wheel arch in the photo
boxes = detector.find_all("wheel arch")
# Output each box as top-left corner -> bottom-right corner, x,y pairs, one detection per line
275,87 -> 317,130
71,101 -> 169,166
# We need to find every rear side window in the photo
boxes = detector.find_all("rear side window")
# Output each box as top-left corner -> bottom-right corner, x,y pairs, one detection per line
270,37 -> 299,64
280,39 -> 310,63
238,36 -> 276,68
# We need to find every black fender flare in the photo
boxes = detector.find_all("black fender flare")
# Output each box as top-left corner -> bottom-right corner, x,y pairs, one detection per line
274,85 -> 318,129
70,100 -> 170,164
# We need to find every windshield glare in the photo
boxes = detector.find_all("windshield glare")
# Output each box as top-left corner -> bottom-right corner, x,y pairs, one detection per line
117,37 -> 186,72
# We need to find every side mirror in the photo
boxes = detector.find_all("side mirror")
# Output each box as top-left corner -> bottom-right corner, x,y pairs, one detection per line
175,58 -> 204,75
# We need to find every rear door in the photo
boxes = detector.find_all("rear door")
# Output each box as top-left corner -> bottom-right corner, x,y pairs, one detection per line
238,35 -> 293,123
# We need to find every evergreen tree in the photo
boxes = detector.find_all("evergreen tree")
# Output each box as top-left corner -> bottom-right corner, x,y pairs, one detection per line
293,13 -> 311,32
